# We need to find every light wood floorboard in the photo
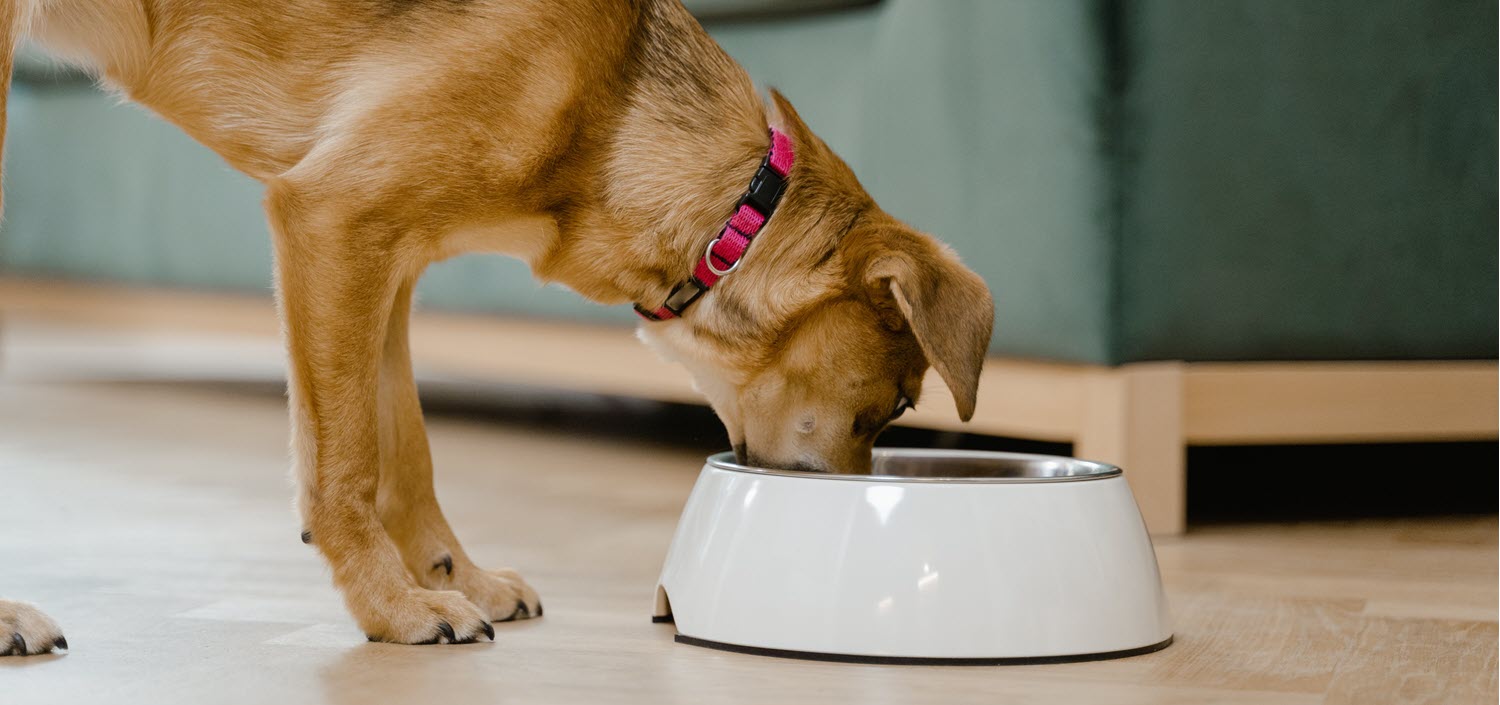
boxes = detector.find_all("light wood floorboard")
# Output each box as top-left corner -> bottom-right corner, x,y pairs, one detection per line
0,328 -> 1494,704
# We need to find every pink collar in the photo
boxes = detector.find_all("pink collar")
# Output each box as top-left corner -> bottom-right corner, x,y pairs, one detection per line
635,128 -> 795,321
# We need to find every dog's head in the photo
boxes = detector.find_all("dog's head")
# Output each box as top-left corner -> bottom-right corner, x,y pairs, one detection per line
639,92 -> 993,474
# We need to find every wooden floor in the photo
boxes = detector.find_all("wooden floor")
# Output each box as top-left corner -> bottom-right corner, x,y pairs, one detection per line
0,325 -> 1495,704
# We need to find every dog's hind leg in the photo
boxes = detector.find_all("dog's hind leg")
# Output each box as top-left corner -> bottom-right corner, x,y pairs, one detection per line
267,181 -> 491,645
0,4 -> 68,661
373,278 -> 541,623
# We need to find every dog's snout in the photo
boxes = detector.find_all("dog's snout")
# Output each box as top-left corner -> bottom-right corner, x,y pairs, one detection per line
742,448 -> 831,474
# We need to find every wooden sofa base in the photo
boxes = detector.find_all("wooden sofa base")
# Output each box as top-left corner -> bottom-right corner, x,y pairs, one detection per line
3,277 -> 1495,534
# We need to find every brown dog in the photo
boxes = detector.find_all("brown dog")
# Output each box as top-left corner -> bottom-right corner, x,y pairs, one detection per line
0,0 -> 993,648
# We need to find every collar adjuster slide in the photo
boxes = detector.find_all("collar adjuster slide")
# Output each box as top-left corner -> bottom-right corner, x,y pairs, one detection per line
663,277 -> 710,315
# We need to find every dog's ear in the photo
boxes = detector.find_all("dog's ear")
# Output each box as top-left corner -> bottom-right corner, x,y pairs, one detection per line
863,226 -> 994,421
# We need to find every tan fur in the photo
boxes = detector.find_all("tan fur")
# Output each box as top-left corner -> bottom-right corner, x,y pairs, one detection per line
2,0 -> 992,646
0,599 -> 65,655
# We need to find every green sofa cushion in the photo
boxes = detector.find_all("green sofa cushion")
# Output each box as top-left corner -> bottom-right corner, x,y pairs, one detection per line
1116,0 -> 1497,361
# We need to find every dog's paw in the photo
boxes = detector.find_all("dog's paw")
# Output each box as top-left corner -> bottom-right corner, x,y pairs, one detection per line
0,600 -> 68,656
358,588 -> 494,645
450,567 -> 542,623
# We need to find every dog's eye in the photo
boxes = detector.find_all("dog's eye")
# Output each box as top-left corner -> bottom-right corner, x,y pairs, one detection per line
890,395 -> 913,421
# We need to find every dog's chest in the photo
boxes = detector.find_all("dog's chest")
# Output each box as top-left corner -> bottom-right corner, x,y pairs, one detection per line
438,217 -> 562,267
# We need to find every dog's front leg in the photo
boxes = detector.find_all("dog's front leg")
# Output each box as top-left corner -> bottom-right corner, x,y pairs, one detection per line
267,184 -> 490,645
375,279 -> 541,622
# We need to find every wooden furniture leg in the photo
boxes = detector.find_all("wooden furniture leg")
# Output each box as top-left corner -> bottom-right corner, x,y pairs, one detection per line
1077,362 -> 1187,535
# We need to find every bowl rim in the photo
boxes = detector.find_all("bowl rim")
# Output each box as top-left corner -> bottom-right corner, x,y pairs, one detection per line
706,448 -> 1123,484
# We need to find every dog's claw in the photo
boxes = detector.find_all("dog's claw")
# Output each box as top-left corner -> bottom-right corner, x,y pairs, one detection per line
364,621 -> 483,646
536,601 -> 543,617
432,554 -> 453,576
300,530 -> 312,545
499,603 -> 530,622
52,636 -> 68,652
9,632 -> 25,656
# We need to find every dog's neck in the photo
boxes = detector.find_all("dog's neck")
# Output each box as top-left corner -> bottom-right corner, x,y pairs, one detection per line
528,1 -> 779,325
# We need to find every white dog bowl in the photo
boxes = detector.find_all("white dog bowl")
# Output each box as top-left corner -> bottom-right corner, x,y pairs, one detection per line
653,449 -> 1172,664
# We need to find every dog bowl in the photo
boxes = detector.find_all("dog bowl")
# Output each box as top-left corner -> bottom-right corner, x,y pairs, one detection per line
653,449 -> 1172,664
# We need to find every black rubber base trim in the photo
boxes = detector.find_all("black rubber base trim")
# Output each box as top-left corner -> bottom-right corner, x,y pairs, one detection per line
673,634 -> 1174,666
651,615 -> 675,624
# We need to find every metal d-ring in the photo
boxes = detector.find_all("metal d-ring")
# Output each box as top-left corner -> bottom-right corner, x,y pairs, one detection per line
704,237 -> 741,276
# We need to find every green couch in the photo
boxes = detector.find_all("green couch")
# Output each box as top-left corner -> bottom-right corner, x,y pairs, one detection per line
4,0 -> 1495,365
